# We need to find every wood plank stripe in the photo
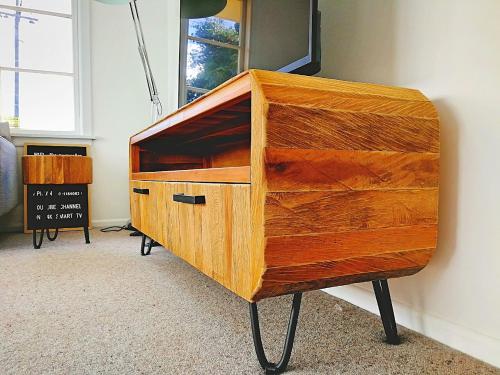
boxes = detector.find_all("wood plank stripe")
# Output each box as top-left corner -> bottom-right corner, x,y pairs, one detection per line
265,148 -> 439,192
223,185 -> 233,288
131,166 -> 250,183
261,83 -> 438,118
265,189 -> 438,236
266,103 -> 439,152
253,265 -> 425,301
252,70 -> 428,101
265,225 -> 437,268
262,248 -> 434,285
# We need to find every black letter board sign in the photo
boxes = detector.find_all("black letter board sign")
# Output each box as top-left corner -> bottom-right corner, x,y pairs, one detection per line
27,184 -> 89,230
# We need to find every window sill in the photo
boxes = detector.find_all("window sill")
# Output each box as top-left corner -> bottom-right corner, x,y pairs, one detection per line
10,132 -> 95,147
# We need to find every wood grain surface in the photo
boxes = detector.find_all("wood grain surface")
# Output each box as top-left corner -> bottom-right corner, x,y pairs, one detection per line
260,83 -> 438,118
265,225 -> 437,268
130,181 -> 253,299
23,155 -> 93,185
266,103 -> 439,152
265,148 -> 439,192
264,189 -> 438,236
129,69 -> 440,302
131,167 -> 250,184
254,70 -> 439,301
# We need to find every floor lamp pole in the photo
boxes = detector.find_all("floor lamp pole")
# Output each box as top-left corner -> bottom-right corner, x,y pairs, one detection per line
129,0 -> 163,122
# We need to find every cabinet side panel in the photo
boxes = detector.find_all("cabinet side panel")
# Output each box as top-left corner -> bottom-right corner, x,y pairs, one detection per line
256,76 -> 439,301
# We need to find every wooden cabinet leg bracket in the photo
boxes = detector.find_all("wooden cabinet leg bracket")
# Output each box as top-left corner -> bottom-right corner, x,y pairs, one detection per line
249,292 -> 303,374
372,279 -> 400,345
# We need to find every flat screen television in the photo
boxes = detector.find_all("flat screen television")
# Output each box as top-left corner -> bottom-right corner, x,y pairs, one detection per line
179,0 -> 321,105
246,0 -> 321,75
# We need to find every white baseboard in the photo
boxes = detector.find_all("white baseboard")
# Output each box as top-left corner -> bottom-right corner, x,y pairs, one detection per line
324,285 -> 500,368
91,218 -> 130,228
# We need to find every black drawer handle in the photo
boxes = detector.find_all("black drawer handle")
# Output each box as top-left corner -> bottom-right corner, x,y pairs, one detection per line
133,188 -> 150,195
173,193 -> 206,205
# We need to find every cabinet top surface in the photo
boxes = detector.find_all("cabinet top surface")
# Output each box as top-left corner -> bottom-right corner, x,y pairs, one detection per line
130,69 -> 435,146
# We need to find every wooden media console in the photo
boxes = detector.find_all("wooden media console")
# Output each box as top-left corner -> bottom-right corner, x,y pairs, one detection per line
129,70 -> 440,373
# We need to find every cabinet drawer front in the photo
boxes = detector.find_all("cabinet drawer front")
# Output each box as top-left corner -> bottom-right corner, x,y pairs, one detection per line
130,181 -> 167,244
166,183 -> 251,296
130,180 -> 251,298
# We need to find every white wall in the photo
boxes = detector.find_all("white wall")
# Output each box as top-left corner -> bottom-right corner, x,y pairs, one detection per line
90,0 -> 179,227
318,0 -> 500,367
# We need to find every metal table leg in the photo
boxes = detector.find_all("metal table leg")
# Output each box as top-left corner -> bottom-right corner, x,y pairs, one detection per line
140,233 -> 153,256
372,279 -> 400,345
46,228 -> 59,241
249,293 -> 303,374
83,227 -> 90,244
32,229 -> 45,249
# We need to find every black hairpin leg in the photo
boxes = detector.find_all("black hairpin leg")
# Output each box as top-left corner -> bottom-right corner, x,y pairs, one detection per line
33,229 -> 45,249
46,228 -> 59,241
372,279 -> 400,345
249,293 -> 303,374
140,234 -> 153,256
83,227 -> 90,244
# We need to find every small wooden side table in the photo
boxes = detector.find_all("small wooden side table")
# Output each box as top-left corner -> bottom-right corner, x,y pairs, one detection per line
22,155 -> 93,249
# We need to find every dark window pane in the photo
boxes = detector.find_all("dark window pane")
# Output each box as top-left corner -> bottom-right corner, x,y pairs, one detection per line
186,39 -> 238,91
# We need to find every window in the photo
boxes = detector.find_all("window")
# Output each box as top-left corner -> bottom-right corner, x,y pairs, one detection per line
179,0 -> 246,106
0,0 -> 83,134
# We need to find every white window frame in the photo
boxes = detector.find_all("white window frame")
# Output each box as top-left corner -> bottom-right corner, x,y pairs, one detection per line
0,0 -> 92,138
178,0 -> 247,106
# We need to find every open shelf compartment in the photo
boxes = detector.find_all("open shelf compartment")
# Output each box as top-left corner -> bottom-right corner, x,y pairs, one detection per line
130,87 -> 252,183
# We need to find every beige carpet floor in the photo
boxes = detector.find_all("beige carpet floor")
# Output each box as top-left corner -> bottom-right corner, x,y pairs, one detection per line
0,230 -> 498,375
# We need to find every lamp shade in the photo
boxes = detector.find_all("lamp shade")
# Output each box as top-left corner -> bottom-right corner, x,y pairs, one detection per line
94,0 -> 131,4
181,0 -> 227,19
95,0 -> 228,19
